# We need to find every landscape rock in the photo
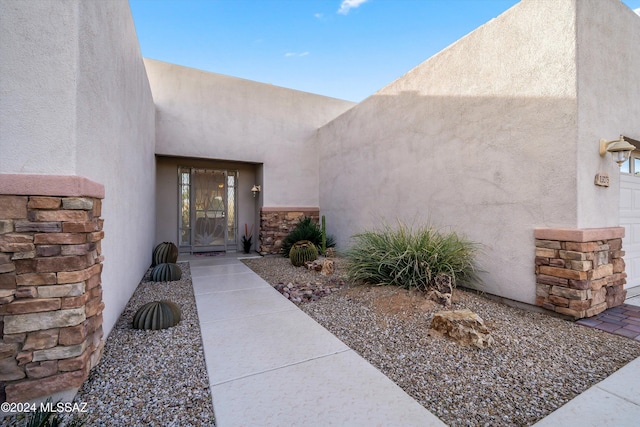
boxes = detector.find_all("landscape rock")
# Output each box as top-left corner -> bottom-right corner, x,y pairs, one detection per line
321,258 -> 334,276
273,280 -> 345,304
426,274 -> 453,307
304,257 -> 335,276
427,289 -> 452,307
305,260 -> 323,271
430,309 -> 494,349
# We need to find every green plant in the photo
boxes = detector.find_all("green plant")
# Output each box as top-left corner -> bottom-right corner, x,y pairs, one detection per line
133,300 -> 182,330
242,224 -> 254,254
150,263 -> 182,282
281,216 -> 335,256
289,240 -> 319,267
152,242 -> 178,267
321,215 -> 327,254
345,220 -> 480,292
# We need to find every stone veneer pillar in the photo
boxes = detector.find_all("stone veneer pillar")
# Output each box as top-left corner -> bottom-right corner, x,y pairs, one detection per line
259,207 -> 320,255
534,227 -> 626,320
0,175 -> 105,403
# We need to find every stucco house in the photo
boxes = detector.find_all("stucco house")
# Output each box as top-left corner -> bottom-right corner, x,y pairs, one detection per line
1,0 -> 639,403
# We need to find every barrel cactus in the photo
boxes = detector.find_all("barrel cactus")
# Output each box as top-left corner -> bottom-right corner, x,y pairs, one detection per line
152,242 -> 178,267
132,300 -> 181,330
150,263 -> 182,282
289,240 -> 318,267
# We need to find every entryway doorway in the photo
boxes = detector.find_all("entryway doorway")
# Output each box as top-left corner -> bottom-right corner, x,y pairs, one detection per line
178,167 -> 238,252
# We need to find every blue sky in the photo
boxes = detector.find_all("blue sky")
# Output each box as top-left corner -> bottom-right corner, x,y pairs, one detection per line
130,0 -> 640,102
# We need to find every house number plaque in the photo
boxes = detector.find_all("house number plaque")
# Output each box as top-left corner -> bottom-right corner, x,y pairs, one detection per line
594,173 -> 610,187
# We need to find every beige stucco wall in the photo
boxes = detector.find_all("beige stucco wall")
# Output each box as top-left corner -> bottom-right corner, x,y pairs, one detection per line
0,0 -> 156,336
155,157 -> 258,251
74,1 -> 156,335
0,0 -> 79,174
317,0 -> 581,304
144,59 -> 355,208
576,0 -> 640,228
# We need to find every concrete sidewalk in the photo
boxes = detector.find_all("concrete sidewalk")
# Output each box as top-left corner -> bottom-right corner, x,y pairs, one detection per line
184,253 -> 640,427
185,253 -> 444,426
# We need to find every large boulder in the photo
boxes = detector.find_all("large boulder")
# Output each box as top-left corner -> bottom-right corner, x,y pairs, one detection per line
430,309 -> 494,349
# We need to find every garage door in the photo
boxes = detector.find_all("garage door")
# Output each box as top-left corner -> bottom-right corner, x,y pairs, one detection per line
619,153 -> 640,289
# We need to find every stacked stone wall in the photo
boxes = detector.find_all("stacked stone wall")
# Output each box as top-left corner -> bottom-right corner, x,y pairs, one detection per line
259,208 -> 319,255
0,195 -> 104,403
534,227 -> 626,319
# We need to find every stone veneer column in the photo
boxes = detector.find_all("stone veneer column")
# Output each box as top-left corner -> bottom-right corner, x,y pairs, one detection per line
0,175 -> 105,403
534,227 -> 626,320
259,207 -> 320,255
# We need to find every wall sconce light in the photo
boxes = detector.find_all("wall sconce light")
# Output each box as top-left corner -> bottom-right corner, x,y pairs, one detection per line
600,136 -> 636,167
251,185 -> 261,198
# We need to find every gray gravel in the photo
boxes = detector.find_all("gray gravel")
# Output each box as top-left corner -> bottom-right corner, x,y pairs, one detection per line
243,256 -> 640,427
68,262 -> 214,426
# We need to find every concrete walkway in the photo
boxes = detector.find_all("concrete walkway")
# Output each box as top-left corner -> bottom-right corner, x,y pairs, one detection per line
184,253 -> 640,427
184,253 -> 444,426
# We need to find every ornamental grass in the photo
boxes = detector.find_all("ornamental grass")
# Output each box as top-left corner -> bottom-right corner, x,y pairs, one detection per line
345,220 -> 481,292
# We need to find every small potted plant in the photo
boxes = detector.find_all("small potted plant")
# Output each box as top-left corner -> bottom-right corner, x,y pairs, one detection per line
242,224 -> 254,254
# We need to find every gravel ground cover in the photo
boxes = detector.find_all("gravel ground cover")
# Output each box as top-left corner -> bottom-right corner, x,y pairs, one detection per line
0,262 -> 216,427
243,256 -> 640,427
71,262 -> 215,427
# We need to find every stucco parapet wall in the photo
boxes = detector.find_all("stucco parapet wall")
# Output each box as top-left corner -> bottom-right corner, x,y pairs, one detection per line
534,227 -> 625,243
0,174 -> 105,199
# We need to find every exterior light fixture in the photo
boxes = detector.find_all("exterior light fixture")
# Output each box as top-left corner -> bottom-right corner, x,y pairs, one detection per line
600,136 -> 636,167
251,185 -> 261,198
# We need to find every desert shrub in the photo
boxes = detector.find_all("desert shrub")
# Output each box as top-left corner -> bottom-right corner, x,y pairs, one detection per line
281,217 -> 335,256
345,221 -> 480,291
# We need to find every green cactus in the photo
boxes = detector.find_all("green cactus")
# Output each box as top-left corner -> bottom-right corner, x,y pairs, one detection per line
152,242 -> 178,267
321,215 -> 327,255
289,240 -> 318,267
132,300 -> 182,330
150,263 -> 182,282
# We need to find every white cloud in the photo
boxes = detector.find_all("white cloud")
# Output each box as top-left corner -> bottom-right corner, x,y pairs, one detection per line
314,13 -> 323,19
635,8 -> 640,16
284,52 -> 310,58
337,0 -> 368,15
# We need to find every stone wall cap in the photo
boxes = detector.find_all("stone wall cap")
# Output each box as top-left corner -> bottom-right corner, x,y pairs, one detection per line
534,227 -> 625,242
261,206 -> 319,212
0,174 -> 104,199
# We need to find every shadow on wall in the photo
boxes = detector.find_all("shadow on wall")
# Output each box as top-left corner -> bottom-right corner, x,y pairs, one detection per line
318,90 -> 581,304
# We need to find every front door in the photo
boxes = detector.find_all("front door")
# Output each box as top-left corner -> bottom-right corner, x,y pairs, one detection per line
178,167 -> 237,252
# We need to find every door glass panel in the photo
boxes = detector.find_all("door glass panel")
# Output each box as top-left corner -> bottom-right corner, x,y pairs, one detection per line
621,159 -> 630,174
227,173 -> 236,243
179,169 -> 191,246
193,169 -> 226,247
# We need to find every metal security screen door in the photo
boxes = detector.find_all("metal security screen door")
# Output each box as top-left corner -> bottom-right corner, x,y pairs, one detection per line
178,167 -> 237,252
